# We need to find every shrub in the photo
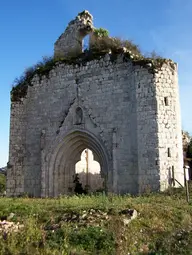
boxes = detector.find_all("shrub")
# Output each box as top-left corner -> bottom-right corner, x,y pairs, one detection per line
11,56 -> 56,102
11,35 -> 170,103
68,226 -> 115,254
94,28 -> 109,37
187,139 -> 192,158
0,174 -> 5,193
45,228 -> 66,250
90,36 -> 141,56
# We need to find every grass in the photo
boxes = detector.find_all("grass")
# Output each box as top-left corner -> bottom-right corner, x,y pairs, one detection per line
90,36 -> 142,56
0,186 -> 192,254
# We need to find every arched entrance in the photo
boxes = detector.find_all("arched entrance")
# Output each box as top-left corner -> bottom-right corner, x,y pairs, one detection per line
46,130 -> 109,197
75,149 -> 105,193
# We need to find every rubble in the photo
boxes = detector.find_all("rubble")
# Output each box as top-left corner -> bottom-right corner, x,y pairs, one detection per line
44,208 -> 138,230
0,220 -> 24,234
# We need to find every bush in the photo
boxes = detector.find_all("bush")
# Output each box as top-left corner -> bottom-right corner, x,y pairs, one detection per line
45,228 -> 66,250
11,56 -> 56,102
90,36 -> 141,56
94,28 -> 109,37
11,35 -> 169,103
187,139 -> 192,158
0,174 -> 5,193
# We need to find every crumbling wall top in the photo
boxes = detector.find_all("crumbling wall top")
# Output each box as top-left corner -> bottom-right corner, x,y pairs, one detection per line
54,10 -> 94,58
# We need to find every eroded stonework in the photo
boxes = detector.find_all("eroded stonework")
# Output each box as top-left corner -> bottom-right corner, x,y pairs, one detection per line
7,11 -> 184,197
54,10 -> 93,58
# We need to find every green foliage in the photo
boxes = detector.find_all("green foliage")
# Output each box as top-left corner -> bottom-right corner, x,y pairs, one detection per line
148,229 -> 192,254
0,188 -> 192,254
187,139 -> 192,158
94,28 -> 109,37
0,174 -> 5,193
11,38 -> 174,102
122,38 -> 141,54
11,56 -> 56,102
69,226 -> 115,254
45,228 -> 67,250
90,36 -> 142,56
0,217 -> 43,255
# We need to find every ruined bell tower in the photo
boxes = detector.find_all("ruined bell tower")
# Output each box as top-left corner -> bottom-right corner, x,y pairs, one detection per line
54,10 -> 93,58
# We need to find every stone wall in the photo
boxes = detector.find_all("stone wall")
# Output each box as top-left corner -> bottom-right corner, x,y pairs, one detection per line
135,66 -> 159,193
155,64 -> 183,189
7,101 -> 27,195
8,55 -> 140,196
135,64 -> 184,192
7,11 -> 184,197
54,11 -> 93,58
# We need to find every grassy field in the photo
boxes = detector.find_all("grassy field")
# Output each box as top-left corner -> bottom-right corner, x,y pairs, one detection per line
0,187 -> 192,255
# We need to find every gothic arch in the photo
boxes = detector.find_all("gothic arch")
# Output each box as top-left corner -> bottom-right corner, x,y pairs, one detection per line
45,129 -> 109,196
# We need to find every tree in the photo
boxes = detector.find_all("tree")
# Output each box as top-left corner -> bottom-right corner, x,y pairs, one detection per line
73,174 -> 87,194
187,139 -> 192,159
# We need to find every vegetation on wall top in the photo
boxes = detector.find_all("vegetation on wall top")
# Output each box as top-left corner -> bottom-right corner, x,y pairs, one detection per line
11,56 -> 57,102
90,35 -> 142,56
93,28 -> 109,37
11,31 -> 175,102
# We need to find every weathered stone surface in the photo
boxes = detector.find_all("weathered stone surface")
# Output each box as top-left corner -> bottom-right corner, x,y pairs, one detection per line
7,11 -> 184,197
54,10 -> 93,58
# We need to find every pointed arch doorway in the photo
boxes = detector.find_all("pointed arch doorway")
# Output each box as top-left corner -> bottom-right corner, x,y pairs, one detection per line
75,148 -> 104,194
46,130 -> 109,197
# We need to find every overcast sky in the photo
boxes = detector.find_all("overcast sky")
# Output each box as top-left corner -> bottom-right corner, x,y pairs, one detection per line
0,0 -> 191,167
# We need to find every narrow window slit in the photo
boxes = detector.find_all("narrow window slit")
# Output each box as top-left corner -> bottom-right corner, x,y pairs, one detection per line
168,148 -> 171,157
164,97 -> 169,106
172,166 -> 175,186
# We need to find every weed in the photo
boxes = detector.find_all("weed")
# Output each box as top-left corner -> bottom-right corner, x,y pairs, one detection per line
11,34 -> 174,102
0,188 -> 192,254
68,226 -> 115,254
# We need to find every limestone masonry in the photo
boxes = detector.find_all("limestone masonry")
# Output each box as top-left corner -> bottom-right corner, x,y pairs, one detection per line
7,11 -> 184,197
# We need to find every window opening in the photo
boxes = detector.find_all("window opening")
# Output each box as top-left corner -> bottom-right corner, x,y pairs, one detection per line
83,34 -> 90,52
164,97 -> 169,106
75,107 -> 83,125
168,148 -> 171,157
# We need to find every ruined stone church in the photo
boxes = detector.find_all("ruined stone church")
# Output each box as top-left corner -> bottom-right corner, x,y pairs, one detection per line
7,11 -> 184,197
